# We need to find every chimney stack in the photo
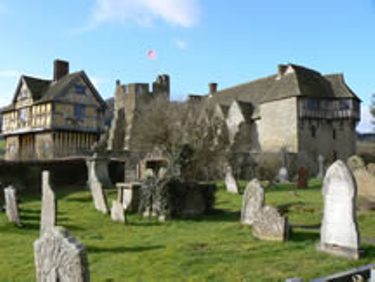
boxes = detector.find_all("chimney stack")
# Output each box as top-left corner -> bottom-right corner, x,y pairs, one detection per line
53,59 -> 69,81
277,64 -> 288,78
209,83 -> 218,95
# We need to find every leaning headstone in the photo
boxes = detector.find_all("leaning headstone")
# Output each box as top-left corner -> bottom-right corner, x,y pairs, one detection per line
241,179 -> 264,225
225,165 -> 239,194
317,154 -> 325,179
297,166 -> 309,189
252,206 -> 289,241
86,159 -> 109,214
277,167 -> 289,183
353,167 -> 375,202
110,200 -> 125,223
34,226 -> 90,282
347,155 -> 365,172
319,160 -> 360,259
4,186 -> 20,226
367,163 -> 375,176
40,171 -> 56,233
86,155 -> 112,187
117,183 -> 141,212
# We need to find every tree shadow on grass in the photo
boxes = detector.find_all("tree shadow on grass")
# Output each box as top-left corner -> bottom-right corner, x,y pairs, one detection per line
19,222 -> 40,230
20,214 -> 40,221
276,201 -> 305,215
64,197 -> 92,203
290,229 -> 320,242
87,245 -> 164,254
19,208 -> 40,214
362,244 -> 375,258
184,209 -> 240,223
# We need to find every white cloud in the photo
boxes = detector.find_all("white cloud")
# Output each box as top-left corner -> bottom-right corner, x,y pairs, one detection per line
357,104 -> 374,133
89,0 -> 200,29
174,39 -> 188,50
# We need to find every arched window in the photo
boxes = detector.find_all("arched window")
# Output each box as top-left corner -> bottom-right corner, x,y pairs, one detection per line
310,125 -> 316,138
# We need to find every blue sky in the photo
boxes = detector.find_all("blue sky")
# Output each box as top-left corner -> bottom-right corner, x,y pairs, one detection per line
0,0 -> 374,132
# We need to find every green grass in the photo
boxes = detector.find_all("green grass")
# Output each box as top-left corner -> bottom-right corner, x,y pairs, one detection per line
1,180 -> 375,281
0,139 -> 5,157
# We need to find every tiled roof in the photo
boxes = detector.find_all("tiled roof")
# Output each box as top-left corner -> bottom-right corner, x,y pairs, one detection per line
4,71 -> 107,111
22,76 -> 51,101
208,64 -> 360,107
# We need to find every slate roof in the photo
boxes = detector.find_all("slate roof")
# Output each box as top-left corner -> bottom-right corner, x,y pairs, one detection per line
208,64 -> 361,107
3,71 -> 106,113
22,76 -> 51,101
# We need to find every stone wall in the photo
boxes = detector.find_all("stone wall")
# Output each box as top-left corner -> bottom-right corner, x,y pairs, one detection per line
298,118 -> 356,163
257,97 -> 299,153
4,136 -> 19,161
35,133 -> 54,159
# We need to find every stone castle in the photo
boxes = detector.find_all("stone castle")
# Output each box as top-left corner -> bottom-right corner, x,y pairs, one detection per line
1,62 -> 360,176
200,64 -> 360,164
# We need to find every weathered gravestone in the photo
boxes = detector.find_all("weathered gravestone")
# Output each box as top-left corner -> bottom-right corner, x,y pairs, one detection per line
367,163 -> 375,176
240,179 -> 289,241
353,167 -> 375,202
40,171 -> 56,233
297,166 -> 309,189
4,186 -> 20,226
317,154 -> 325,179
319,160 -> 360,259
86,155 -> 112,187
110,200 -> 125,223
347,155 -> 365,172
277,167 -> 289,183
86,159 -> 109,214
116,182 -> 141,212
241,179 -> 264,225
252,206 -> 289,242
225,165 -> 239,194
34,226 -> 90,282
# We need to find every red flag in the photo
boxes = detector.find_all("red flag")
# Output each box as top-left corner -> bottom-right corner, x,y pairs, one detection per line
147,49 -> 157,60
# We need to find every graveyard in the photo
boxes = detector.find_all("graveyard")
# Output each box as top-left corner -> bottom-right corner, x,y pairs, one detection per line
1,178 -> 375,281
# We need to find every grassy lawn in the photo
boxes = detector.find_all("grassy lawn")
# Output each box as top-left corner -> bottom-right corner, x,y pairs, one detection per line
0,179 -> 374,281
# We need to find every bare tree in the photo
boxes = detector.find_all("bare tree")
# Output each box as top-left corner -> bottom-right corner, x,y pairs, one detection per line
133,96 -> 228,181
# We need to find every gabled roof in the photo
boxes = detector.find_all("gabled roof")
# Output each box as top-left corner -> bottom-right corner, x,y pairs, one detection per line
4,71 -> 107,112
37,71 -> 107,108
324,74 -> 361,100
208,64 -> 360,107
10,76 -> 51,105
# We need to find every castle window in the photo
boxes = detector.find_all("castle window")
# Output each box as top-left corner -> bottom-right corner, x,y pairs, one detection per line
332,129 -> 336,139
20,89 -> 29,99
75,84 -> 86,95
74,104 -> 85,120
339,100 -> 350,110
310,125 -> 316,138
19,108 -> 27,125
307,99 -> 319,110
